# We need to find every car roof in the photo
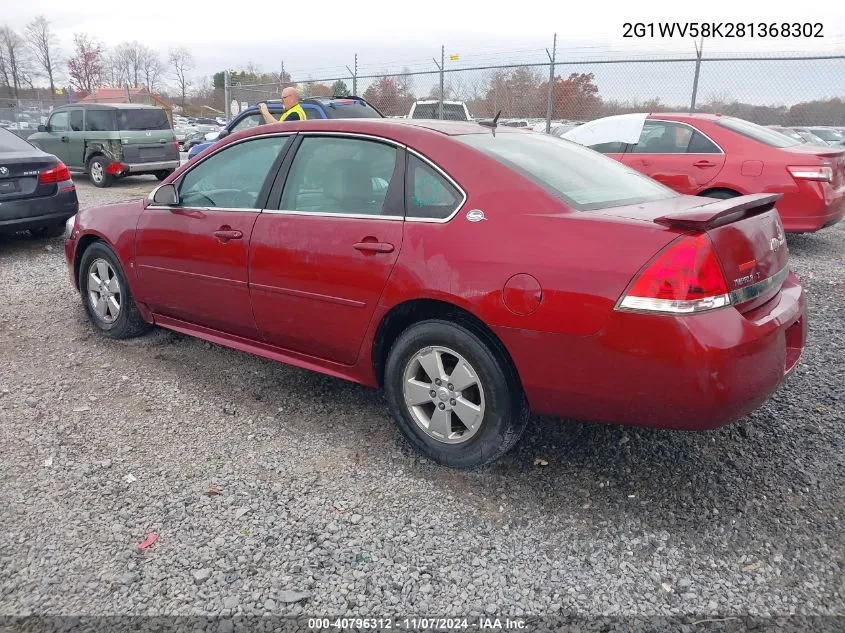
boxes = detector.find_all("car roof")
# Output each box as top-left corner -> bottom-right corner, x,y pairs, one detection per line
225,117 -> 524,140
53,103 -> 163,110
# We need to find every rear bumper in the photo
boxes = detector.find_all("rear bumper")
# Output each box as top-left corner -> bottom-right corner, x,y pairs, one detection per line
0,186 -> 79,231
495,272 -> 807,430
125,160 -> 179,174
777,184 -> 845,233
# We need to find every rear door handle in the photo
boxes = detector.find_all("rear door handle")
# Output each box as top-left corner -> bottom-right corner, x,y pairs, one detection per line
693,160 -> 716,168
61,136 -> 69,142
214,228 -> 243,242
354,241 -> 394,253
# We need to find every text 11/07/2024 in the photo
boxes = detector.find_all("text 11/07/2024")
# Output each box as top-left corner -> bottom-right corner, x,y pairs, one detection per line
307,616 -> 528,630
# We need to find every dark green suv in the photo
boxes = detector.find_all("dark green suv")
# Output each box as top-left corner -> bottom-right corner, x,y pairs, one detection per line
28,103 -> 180,188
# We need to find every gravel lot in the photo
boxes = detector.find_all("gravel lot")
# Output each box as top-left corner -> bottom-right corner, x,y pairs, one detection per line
0,175 -> 842,627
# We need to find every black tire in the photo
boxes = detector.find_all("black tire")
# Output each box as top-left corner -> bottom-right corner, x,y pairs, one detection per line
87,155 -> 113,188
701,189 -> 740,200
154,170 -> 174,181
384,319 -> 529,469
78,241 -> 152,339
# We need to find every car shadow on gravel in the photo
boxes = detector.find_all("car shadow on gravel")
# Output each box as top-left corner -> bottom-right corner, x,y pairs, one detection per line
0,231 -> 61,256
103,323 -> 826,541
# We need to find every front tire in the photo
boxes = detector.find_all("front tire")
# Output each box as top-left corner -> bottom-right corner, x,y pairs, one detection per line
78,241 -> 152,339
384,319 -> 529,468
87,155 -> 113,188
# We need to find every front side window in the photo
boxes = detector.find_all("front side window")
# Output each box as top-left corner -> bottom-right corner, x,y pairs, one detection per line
457,131 -> 676,210
49,111 -> 69,132
279,136 -> 398,215
178,135 -> 291,209
405,154 -> 462,219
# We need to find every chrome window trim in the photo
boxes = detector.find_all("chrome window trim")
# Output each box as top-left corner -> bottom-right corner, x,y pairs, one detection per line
728,263 -> 790,305
633,119 -> 726,155
404,147 -> 468,224
147,130 -> 469,224
145,205 -> 262,213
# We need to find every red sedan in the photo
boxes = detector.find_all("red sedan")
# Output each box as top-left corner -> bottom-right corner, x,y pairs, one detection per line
63,118 -> 807,468
565,113 -> 845,233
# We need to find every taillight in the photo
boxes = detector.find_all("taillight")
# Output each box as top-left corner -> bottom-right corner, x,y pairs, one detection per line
787,165 -> 833,183
39,161 -> 71,184
617,234 -> 731,314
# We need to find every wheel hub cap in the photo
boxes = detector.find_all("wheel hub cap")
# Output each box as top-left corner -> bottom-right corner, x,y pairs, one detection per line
402,345 -> 486,445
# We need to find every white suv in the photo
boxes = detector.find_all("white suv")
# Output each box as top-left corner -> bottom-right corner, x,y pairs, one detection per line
408,100 -> 471,121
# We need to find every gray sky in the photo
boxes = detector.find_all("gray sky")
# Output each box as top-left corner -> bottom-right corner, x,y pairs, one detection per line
4,0 -> 845,82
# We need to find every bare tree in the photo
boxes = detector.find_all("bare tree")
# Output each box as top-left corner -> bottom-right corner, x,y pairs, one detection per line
140,45 -> 164,92
66,33 -> 103,94
0,26 -> 29,99
101,50 -> 126,87
25,16 -> 60,99
113,41 -> 146,87
168,47 -> 194,107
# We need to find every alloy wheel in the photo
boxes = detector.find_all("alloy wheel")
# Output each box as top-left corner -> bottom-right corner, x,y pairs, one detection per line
87,258 -> 121,323
402,345 -> 485,444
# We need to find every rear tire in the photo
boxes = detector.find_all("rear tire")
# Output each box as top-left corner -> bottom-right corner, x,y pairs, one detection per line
87,155 -> 113,188
384,319 -> 529,468
78,241 -> 152,339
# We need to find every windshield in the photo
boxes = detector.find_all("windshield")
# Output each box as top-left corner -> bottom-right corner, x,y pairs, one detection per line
411,103 -> 468,120
717,117 -> 800,148
456,132 -> 677,210
321,100 -> 383,119
809,128 -> 844,143
117,108 -> 171,131
0,127 -> 36,152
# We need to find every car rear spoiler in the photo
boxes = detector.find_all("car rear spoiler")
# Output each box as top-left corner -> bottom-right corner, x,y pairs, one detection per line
653,193 -> 782,231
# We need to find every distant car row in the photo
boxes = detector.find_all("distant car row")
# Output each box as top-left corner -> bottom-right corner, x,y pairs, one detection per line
561,112 -> 844,233
767,125 -> 845,147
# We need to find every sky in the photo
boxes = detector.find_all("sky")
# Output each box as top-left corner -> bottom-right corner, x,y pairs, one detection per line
4,0 -> 845,83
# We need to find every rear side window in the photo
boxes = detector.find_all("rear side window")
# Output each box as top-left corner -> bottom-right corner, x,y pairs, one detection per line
85,110 -> 115,131
405,154 -> 463,219
717,117 -> 800,148
687,131 -> 721,153
117,108 -> 171,131
457,132 -> 676,210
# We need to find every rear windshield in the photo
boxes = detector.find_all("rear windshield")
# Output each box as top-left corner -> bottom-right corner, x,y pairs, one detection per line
411,103 -> 468,120
116,108 -> 171,131
320,100 -> 383,119
456,132 -> 676,210
0,127 -> 36,152
717,117 -> 800,148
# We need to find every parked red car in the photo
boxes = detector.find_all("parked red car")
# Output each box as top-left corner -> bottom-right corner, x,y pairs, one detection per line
63,119 -> 806,468
570,113 -> 845,233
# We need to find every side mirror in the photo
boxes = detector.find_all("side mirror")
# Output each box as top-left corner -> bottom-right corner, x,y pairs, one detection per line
37,124 -> 47,132
152,183 -> 178,206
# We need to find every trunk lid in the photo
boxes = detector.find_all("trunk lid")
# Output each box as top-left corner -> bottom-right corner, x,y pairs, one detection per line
0,151 -> 56,202
593,193 -> 790,313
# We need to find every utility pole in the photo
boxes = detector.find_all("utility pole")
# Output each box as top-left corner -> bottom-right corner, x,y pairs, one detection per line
433,46 -> 445,119
224,69 -> 231,122
545,33 -> 557,133
690,36 -> 703,113
346,54 -> 358,96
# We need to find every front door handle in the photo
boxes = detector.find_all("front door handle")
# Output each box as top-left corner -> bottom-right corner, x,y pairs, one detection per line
213,227 -> 243,243
354,241 -> 394,253
693,160 -> 716,168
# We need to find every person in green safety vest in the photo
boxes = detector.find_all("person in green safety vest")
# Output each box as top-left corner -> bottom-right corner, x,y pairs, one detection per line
258,86 -> 307,124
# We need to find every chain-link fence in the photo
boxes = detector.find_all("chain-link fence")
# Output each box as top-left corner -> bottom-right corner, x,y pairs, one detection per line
226,52 -> 845,129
